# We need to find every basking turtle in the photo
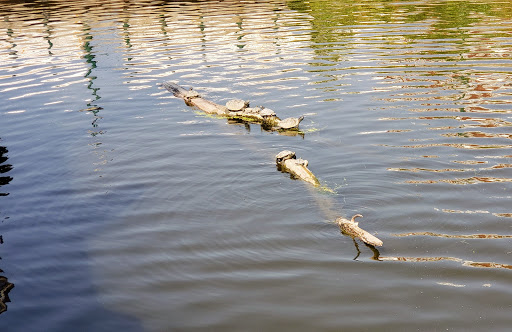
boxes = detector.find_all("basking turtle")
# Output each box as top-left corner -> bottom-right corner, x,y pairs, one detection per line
296,158 -> 308,167
243,106 -> 262,115
277,115 -> 304,130
226,99 -> 249,112
276,150 -> 296,164
184,88 -> 200,100
275,150 -> 319,186
260,108 -> 276,118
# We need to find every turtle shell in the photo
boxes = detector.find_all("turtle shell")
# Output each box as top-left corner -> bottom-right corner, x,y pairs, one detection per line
260,108 -> 276,117
278,115 -> 304,129
275,150 -> 296,163
296,158 -> 308,167
185,89 -> 200,98
243,106 -> 262,115
226,99 -> 249,111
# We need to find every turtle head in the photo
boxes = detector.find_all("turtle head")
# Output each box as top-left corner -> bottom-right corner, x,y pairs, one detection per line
275,150 -> 296,164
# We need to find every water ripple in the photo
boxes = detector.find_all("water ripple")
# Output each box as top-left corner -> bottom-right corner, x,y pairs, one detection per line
3,0 -> 512,330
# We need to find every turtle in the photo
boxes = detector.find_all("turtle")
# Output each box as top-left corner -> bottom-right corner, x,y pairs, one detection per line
277,115 -> 304,130
295,158 -> 308,167
260,108 -> 276,117
275,150 -> 296,164
185,88 -> 200,99
243,106 -> 262,115
226,99 -> 249,112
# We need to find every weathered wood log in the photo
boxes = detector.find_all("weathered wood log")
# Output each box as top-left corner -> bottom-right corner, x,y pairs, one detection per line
162,81 -> 229,115
336,214 -> 383,247
275,150 -> 320,186
162,82 -> 303,131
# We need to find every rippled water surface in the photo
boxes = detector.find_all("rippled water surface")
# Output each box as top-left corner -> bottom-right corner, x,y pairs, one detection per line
1,0 -> 512,330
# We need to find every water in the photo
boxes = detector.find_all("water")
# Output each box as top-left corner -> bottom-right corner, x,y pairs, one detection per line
1,0 -> 512,330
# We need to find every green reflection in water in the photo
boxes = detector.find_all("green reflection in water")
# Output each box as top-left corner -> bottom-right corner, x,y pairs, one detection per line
288,0 -> 512,58
79,23 -> 103,137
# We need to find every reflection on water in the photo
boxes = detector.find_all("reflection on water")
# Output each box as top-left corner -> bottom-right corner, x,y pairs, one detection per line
2,0 -> 512,330
381,255 -> 512,270
0,276 -> 14,315
0,145 -> 12,195
0,141 -> 14,314
346,231 -> 512,270
395,231 -> 512,239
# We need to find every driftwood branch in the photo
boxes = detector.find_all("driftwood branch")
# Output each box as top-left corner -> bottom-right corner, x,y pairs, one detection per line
163,82 -> 229,115
336,214 -> 383,247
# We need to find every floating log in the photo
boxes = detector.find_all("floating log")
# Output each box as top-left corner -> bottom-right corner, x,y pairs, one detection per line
336,214 -> 383,247
163,81 -> 230,116
162,82 -> 303,131
164,82 -> 381,248
275,150 -> 320,186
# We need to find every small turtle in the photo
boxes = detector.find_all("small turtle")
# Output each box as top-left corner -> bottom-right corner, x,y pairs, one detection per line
185,88 -> 200,99
277,115 -> 304,130
296,158 -> 308,167
243,106 -> 262,115
226,99 -> 249,112
276,150 -> 296,164
260,108 -> 276,117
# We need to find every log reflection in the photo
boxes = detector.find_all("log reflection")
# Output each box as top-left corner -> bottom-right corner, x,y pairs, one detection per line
341,229 -> 512,269
394,231 -> 512,239
378,232 -> 512,269
379,255 -> 512,270
340,227 -> 381,261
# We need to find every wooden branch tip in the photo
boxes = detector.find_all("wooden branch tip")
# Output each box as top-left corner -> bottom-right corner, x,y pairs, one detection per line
336,216 -> 383,247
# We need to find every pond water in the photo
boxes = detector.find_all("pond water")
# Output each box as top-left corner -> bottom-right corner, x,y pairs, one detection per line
1,0 -> 512,330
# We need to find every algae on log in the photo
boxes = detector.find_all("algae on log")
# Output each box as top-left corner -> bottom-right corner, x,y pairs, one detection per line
336,214 -> 383,247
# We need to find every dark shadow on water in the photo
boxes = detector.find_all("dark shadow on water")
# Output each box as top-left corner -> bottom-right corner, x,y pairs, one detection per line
0,140 -> 14,314
0,276 -> 14,315
341,230 -> 381,261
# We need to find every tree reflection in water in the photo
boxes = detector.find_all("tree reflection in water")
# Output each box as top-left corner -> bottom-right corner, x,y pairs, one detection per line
0,141 -> 14,314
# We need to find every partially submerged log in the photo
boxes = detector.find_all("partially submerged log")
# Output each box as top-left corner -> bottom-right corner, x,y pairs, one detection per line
336,214 -> 383,247
162,82 -> 303,131
275,150 -> 320,186
163,82 -> 382,249
163,81 -> 229,115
